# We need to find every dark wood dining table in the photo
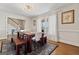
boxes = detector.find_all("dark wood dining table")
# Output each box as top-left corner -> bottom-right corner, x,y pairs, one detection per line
13,32 -> 35,55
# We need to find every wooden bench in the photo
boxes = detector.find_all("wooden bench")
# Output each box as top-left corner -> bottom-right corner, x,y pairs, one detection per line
13,38 -> 27,55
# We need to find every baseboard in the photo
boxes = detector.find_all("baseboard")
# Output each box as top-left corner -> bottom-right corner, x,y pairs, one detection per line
48,38 -> 79,47
47,34 -> 58,42
59,39 -> 79,47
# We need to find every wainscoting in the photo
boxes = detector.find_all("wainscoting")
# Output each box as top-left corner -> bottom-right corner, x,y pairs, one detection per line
59,30 -> 79,47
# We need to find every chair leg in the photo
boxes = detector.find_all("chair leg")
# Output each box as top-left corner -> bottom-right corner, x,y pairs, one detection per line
0,41 -> 3,53
16,45 -> 20,55
11,38 -> 13,43
24,44 -> 27,55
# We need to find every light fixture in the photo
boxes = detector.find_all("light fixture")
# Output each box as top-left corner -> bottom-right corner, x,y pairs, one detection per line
25,4 -> 33,11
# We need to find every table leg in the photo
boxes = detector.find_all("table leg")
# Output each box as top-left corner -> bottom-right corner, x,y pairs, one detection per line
24,44 -> 27,55
16,45 -> 20,55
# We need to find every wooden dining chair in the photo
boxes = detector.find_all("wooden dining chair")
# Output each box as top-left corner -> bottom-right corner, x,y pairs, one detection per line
27,35 -> 32,53
19,34 -> 24,40
22,34 -> 28,54
17,32 -> 20,38
0,40 -> 3,53
32,32 -> 43,48
23,34 -> 32,53
39,32 -> 47,46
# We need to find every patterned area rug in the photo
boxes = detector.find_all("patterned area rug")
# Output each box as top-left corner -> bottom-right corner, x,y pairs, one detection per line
0,40 -> 58,55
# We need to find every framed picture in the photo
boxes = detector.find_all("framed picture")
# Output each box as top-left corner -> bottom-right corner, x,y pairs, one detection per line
61,10 -> 74,24
33,20 -> 36,26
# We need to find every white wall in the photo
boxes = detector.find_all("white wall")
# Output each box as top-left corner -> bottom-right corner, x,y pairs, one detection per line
31,17 -> 43,32
48,14 -> 57,41
24,18 -> 32,32
0,10 -> 31,39
32,14 -> 57,41
58,4 -> 79,46
31,19 -> 37,32
0,14 -> 6,39
32,4 -> 79,47
36,18 -> 42,32
7,23 -> 17,35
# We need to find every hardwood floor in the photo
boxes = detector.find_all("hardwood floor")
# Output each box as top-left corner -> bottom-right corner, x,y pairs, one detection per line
48,40 -> 79,55
0,38 -> 79,55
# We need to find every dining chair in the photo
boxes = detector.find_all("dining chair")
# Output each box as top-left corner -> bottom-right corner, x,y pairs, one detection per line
27,35 -> 32,53
19,33 -> 24,40
22,34 -> 28,54
23,34 -> 32,53
0,40 -> 3,53
32,32 -> 47,47
17,32 -> 19,38
32,32 -> 43,49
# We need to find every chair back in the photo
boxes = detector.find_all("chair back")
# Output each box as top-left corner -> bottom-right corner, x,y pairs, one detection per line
35,32 -> 42,41
23,34 -> 28,40
18,32 -> 24,40
19,34 -> 23,39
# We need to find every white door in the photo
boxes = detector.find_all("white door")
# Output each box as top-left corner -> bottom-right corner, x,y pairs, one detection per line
48,14 -> 58,42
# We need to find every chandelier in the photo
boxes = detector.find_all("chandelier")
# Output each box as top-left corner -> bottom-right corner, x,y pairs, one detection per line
25,4 -> 33,11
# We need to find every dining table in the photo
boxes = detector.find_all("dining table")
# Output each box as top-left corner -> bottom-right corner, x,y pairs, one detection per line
13,32 -> 35,55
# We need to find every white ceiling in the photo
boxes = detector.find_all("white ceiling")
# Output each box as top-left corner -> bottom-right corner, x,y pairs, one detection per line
0,3 -> 71,17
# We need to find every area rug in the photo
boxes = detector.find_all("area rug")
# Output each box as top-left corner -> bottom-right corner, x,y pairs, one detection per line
0,40 -> 58,55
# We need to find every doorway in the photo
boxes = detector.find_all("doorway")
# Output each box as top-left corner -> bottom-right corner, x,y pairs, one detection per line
7,17 -> 25,40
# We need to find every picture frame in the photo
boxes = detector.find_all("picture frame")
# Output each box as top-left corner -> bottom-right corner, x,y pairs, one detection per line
61,10 -> 74,24
33,20 -> 36,26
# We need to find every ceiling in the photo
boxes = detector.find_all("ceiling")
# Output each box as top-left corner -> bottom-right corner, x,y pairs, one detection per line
0,3 -> 71,17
